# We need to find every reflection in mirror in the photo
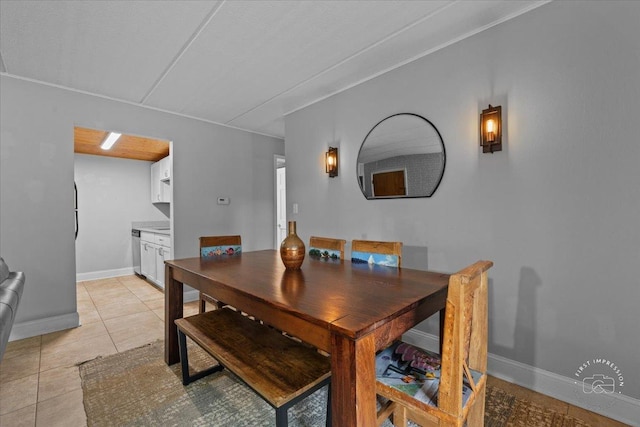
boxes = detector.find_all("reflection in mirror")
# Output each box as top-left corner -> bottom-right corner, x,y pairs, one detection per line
357,113 -> 445,199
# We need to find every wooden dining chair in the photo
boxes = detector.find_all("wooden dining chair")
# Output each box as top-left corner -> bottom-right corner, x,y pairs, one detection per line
351,239 -> 402,267
309,236 -> 347,260
375,260 -> 493,427
198,235 -> 242,313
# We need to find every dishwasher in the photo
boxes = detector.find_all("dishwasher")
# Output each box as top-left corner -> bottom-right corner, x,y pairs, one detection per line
132,229 -> 141,275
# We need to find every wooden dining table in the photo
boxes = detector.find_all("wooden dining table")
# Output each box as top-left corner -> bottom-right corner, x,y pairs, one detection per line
164,250 -> 450,426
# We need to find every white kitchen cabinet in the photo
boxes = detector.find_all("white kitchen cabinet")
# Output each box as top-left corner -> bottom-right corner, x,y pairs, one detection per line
159,156 -> 171,181
140,231 -> 170,289
150,156 -> 171,204
140,239 -> 157,283
150,162 -> 161,203
154,234 -> 171,289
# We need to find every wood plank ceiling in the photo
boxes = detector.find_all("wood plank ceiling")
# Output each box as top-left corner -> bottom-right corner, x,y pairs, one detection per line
74,126 -> 169,162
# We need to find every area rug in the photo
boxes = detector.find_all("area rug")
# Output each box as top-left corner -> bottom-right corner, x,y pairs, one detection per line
79,340 -> 591,426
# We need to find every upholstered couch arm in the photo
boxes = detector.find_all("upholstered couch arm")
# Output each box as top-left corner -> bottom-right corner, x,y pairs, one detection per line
0,257 -> 25,360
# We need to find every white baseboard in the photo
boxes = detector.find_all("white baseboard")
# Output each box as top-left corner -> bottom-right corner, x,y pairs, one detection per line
9,276 -> 200,342
183,289 -> 199,303
9,312 -> 80,341
402,328 -> 639,426
76,267 -> 135,282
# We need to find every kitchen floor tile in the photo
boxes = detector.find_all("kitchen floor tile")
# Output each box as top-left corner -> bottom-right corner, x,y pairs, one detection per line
39,333 -> 117,372
36,388 -> 86,427
152,307 -> 164,321
88,286 -> 135,303
127,284 -> 163,302
144,297 -> 164,310
95,299 -> 150,320
0,350 -> 40,383
0,404 -> 37,427
103,310 -> 162,336
1,336 -> 41,360
117,274 -> 146,285
0,373 -> 38,415
184,301 -> 200,316
76,283 -> 91,302
38,365 -> 82,402
77,304 -> 103,325
41,321 -> 108,352
111,328 -> 164,353
81,278 -> 122,294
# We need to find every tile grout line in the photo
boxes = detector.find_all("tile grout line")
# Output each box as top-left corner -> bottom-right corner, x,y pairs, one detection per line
34,334 -> 42,426
82,281 -> 120,356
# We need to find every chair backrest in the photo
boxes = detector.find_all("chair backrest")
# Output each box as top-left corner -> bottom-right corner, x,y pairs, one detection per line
351,239 -> 402,267
309,236 -> 346,260
199,235 -> 242,259
438,260 -> 492,416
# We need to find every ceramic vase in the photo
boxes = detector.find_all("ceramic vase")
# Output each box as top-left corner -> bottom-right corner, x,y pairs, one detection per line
280,221 -> 305,269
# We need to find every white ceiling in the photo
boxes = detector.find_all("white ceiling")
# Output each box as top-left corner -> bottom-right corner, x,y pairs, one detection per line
0,0 -> 548,138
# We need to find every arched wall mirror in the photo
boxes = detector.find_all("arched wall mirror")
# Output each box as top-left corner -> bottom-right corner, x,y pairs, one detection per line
356,113 -> 445,199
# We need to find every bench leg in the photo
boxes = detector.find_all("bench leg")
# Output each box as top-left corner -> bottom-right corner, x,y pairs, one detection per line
177,328 -> 223,386
275,406 -> 288,427
272,381 -> 330,427
326,382 -> 332,427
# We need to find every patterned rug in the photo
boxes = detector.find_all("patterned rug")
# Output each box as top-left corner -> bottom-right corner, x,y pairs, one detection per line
79,340 -> 591,426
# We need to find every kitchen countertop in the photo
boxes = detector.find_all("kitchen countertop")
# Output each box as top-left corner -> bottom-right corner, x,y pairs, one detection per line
137,227 -> 170,236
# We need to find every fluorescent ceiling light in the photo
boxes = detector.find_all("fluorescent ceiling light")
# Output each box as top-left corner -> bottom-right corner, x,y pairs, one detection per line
101,132 -> 122,150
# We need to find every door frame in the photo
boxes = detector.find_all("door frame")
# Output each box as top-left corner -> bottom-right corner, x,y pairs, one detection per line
274,155 -> 286,249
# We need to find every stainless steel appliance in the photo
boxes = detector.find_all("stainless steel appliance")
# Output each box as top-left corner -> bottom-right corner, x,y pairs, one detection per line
132,229 -> 141,275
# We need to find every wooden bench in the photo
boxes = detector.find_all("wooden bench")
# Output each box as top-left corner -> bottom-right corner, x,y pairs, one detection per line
175,308 -> 331,427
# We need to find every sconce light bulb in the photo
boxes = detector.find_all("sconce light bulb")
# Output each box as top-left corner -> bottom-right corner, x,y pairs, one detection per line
328,156 -> 335,166
486,119 -> 495,133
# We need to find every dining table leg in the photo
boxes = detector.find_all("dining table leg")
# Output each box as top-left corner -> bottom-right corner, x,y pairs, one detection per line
330,332 -> 377,426
164,264 -> 183,365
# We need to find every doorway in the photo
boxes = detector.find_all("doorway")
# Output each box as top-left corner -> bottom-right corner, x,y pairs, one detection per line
74,126 -> 171,281
372,169 -> 407,197
274,155 -> 286,248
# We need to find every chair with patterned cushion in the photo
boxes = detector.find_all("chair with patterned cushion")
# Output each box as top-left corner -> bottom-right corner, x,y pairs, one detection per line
309,236 -> 346,261
199,235 -> 242,313
375,260 -> 493,427
351,239 -> 402,268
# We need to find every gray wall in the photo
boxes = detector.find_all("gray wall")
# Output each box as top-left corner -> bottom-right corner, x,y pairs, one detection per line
74,154 -> 168,275
0,75 -> 283,337
284,1 -> 640,401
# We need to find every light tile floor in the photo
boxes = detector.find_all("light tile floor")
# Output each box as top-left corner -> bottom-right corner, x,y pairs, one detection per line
0,275 -> 629,427
0,275 -> 199,427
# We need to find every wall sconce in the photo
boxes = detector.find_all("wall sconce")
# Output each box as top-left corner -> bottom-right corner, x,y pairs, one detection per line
480,105 -> 502,153
325,146 -> 338,177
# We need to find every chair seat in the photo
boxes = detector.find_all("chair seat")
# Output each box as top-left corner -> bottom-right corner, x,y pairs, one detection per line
376,341 -> 482,409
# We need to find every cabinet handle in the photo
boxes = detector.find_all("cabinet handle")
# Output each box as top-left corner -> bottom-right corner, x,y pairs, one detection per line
158,248 -> 163,256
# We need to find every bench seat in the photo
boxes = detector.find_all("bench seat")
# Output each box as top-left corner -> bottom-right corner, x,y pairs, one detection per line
175,307 -> 331,426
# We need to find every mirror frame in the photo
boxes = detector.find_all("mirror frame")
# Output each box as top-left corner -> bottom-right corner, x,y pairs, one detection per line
357,113 -> 446,199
